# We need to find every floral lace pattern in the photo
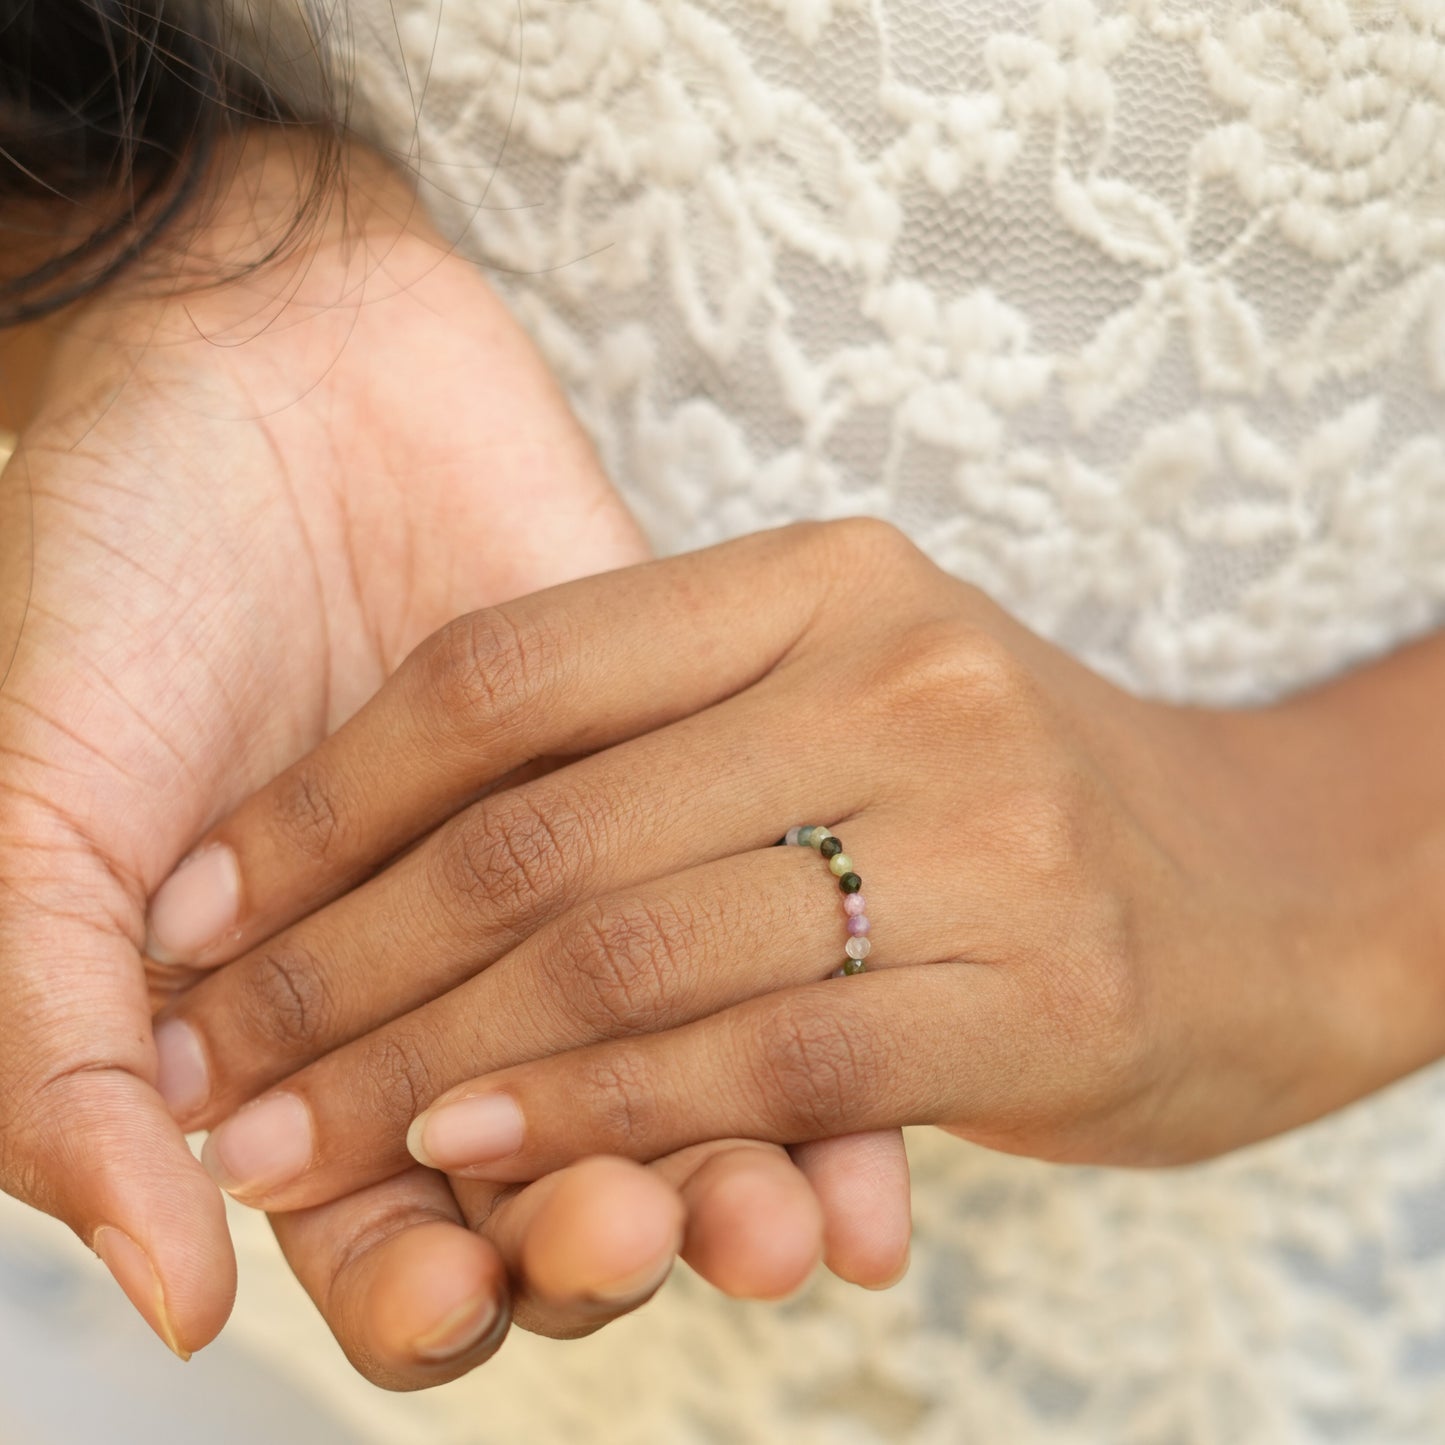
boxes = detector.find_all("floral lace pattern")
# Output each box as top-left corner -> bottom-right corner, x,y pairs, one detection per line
107,1 -> 1445,1439
345,0 -> 1445,705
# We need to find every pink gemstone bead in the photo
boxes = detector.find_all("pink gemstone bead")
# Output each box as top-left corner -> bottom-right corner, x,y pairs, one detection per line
843,893 -> 867,916
846,915 -> 871,936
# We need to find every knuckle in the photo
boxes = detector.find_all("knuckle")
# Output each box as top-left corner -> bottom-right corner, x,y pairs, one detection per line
578,1047 -> 658,1151
419,605 -> 569,734
270,761 -> 347,863
235,940 -> 334,1053
952,630 -> 1032,713
1036,895 -> 1148,1095
550,895 -> 696,1037
748,996 -> 871,1138
809,516 -> 921,573
364,1030 -> 439,1126
791,517 -> 938,604
437,789 -> 591,933
1080,899 -> 1145,1042
424,610 -> 531,723
1001,781 -> 1088,886
872,620 -> 1033,727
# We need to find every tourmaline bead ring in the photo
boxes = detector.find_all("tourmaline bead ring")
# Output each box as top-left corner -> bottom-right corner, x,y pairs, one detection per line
782,825 -> 872,976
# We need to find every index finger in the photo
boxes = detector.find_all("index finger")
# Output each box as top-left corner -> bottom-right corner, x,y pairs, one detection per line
145,522 -> 882,969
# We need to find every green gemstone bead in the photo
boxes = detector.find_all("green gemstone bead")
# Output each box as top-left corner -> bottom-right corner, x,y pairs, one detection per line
798,826 -> 822,848
842,957 -> 867,976
828,853 -> 854,877
820,837 -> 843,860
809,829 -> 834,851
839,872 -> 863,894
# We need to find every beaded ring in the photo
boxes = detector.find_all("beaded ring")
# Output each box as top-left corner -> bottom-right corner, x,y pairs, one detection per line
782,825 -> 871,976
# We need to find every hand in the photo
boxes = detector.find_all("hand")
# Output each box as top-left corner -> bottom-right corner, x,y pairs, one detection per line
154,517 -> 1445,1225
0,133 -> 907,1381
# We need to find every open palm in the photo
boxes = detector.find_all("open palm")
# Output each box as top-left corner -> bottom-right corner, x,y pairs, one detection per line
0,163 -> 648,1357
0,144 -> 909,1381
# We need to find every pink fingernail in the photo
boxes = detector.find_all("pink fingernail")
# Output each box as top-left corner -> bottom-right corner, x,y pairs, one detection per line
868,1247 -> 912,1292
407,1094 -> 525,1171
93,1226 -> 189,1360
202,1093 -> 312,1199
147,846 -> 240,964
154,1018 -> 210,1118
588,1254 -> 675,1305
413,1294 -> 504,1363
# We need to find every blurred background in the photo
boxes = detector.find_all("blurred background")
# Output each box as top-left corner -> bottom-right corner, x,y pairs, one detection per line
0,1192 -> 363,1445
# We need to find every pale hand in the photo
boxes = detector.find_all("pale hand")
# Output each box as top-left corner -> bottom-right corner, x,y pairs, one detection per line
0,139 -> 905,1386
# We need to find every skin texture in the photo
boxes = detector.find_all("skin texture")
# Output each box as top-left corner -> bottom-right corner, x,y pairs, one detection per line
0,133 -> 908,1384
153,520 -> 1445,1228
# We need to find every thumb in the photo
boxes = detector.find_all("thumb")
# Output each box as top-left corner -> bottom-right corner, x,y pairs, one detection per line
0,805 -> 235,1357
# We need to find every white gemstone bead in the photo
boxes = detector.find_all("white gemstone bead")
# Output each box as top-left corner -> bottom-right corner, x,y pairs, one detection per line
845,936 -> 872,961
785,826 -> 804,847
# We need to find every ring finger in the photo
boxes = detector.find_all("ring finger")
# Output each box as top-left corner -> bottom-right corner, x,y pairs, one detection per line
194,817 -> 952,1211
153,684 -> 884,1131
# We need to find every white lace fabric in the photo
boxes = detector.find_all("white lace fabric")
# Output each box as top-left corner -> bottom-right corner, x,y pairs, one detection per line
343,0 -> 1445,708
17,2 -> 1441,1439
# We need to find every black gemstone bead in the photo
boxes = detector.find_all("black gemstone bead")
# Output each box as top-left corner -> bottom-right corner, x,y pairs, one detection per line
842,957 -> 867,976
839,872 -> 862,894
820,837 -> 843,859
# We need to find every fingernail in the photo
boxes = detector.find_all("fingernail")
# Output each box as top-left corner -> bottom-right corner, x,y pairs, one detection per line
93,1226 -> 190,1361
867,1247 -> 912,1292
147,845 -> 240,964
412,1293 -> 504,1363
153,1018 -> 210,1118
202,1092 -> 312,1199
587,1254 -> 675,1305
407,1094 -> 525,1171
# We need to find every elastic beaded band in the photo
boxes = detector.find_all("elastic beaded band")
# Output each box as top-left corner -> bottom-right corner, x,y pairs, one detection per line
782,824 -> 871,976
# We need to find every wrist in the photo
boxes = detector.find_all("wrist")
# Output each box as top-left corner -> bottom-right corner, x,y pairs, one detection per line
1211,661 -> 1445,1098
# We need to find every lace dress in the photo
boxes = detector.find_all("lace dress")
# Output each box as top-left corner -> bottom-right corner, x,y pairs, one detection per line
6,2 -> 1444,1440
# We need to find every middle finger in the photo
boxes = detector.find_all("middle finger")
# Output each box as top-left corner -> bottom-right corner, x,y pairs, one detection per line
194,816 -> 958,1210
154,678 -> 886,1127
